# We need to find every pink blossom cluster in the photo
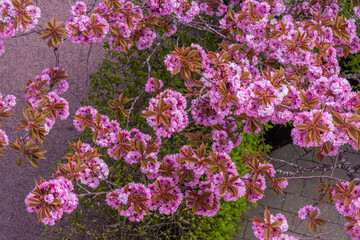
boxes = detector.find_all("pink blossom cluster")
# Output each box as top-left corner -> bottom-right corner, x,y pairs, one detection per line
106,183 -> 151,222
142,147 -> 247,216
179,145 -> 207,186
0,0 -> 41,56
146,0 -> 174,17
107,129 -> 138,161
136,26 -> 157,50
92,0 -> 154,52
346,224 -> 360,240
111,129 -> 162,179
53,143 -> 109,188
332,182 -> 360,218
0,91 -> 15,153
164,53 -> 181,74
185,183 -> 220,217
173,0 -> 200,23
0,128 -> 9,146
291,110 -> 334,148
328,181 -> 360,239
199,1 -> 227,17
276,234 -> 299,240
191,94 -> 225,126
354,6 -> 360,20
73,96 -> 285,219
252,213 -> 294,240
0,90 -> 16,110
145,77 -> 164,93
331,182 -> 360,239
297,205 -> 320,220
79,0 -> 215,52
306,76 -> 352,112
24,68 -> 70,134
81,107 -> 250,219
66,1 -> 109,44
243,162 -> 287,202
206,155 -> 246,202
75,106 -> 163,180
143,89 -> 188,138
165,45 -> 289,134
211,119 -> 242,153
74,106 -> 120,147
0,83 -> 16,153
148,176 -> 183,215
167,149 -> 202,187
25,177 -> 78,226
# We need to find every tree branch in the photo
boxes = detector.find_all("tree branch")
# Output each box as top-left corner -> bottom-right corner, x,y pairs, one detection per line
300,227 -> 344,239
340,73 -> 360,80
54,48 -> 59,67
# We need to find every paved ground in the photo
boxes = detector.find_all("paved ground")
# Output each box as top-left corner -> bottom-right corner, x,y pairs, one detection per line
234,144 -> 358,240
0,1 -> 105,239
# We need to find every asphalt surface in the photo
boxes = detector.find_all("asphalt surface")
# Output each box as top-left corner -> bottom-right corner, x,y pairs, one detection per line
0,1 -> 105,239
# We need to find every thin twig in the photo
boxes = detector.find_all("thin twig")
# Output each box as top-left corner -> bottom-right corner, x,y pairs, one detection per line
286,175 -> 343,181
275,164 -> 342,177
300,227 -> 344,239
77,191 -> 109,197
10,30 -> 41,39
278,104 -> 301,112
54,48 -> 59,67
141,35 -> 166,69
268,156 -> 305,169
187,86 -> 206,113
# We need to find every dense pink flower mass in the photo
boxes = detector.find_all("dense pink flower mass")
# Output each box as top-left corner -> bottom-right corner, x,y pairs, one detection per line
252,212 -> 291,240
298,205 -> 320,220
53,143 -> 109,188
162,0 -> 360,158
13,0 -> 360,238
74,106 -> 120,147
332,182 -> 360,218
24,68 -> 69,134
173,0 -> 200,23
0,90 -> 16,149
25,177 -> 78,226
0,90 -> 16,110
148,176 -> 183,215
0,0 -> 41,56
145,77 -> 163,93
106,183 -> 151,222
143,89 -> 188,138
66,1 -> 109,44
